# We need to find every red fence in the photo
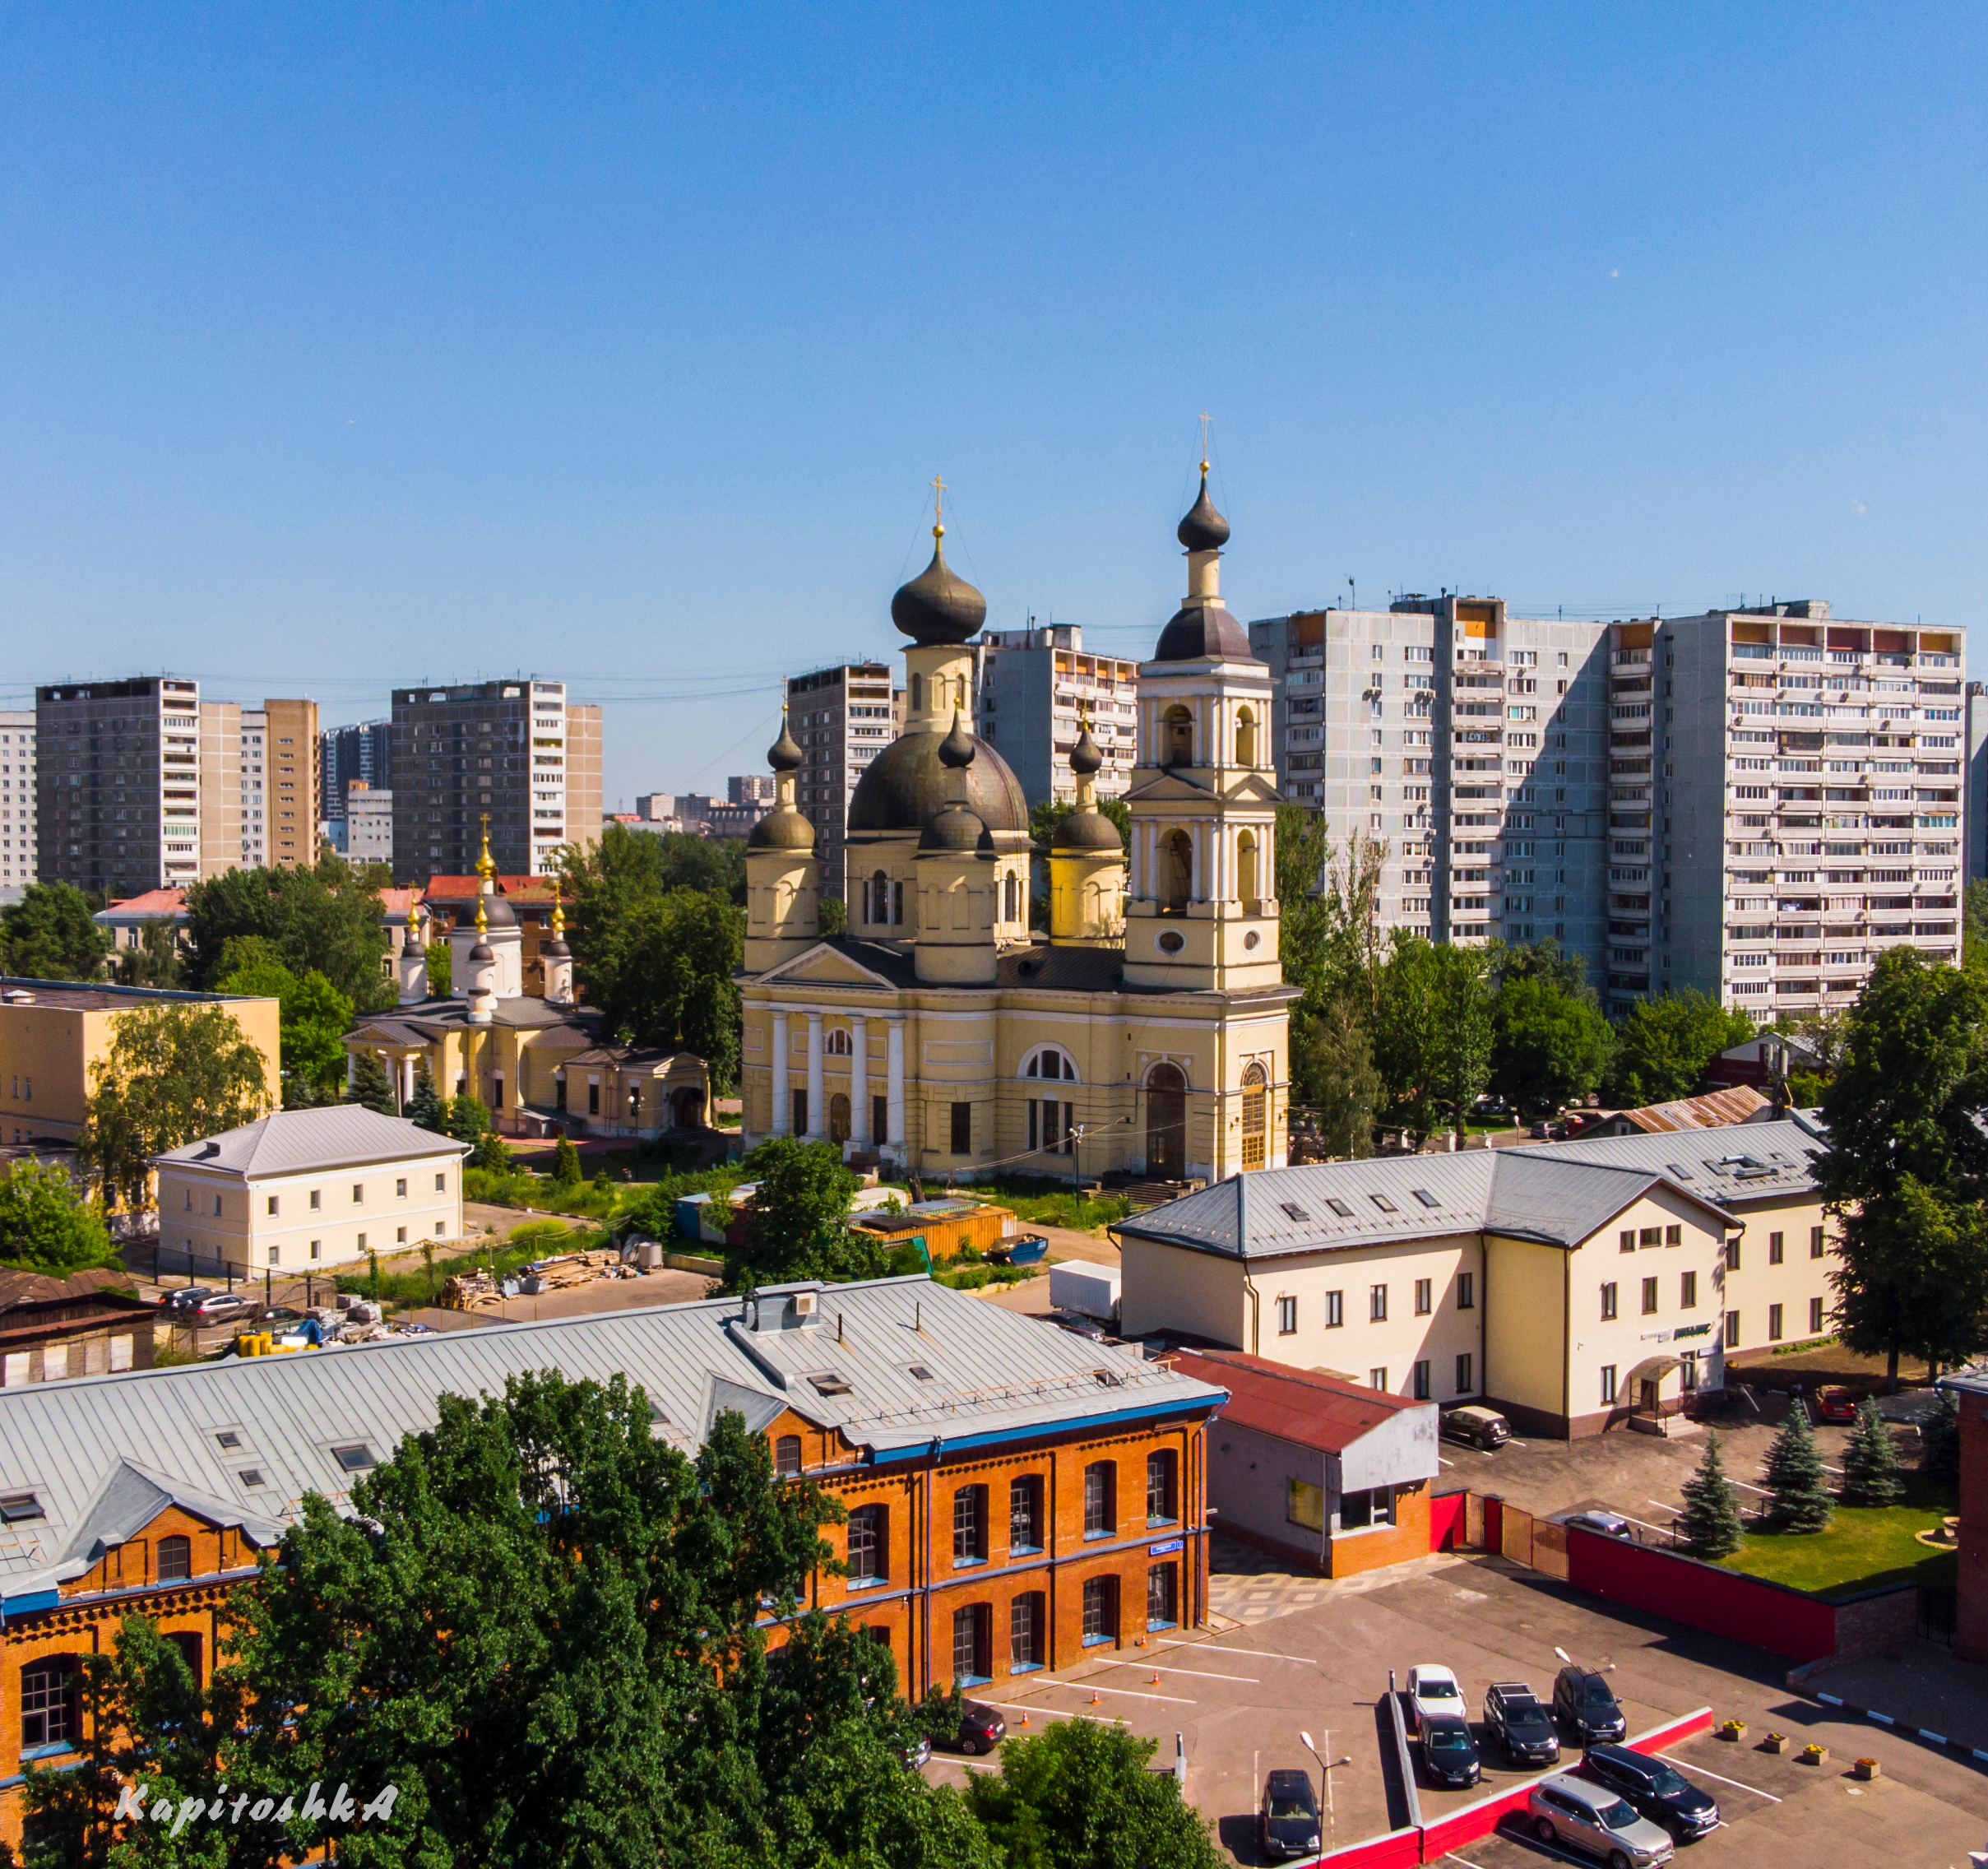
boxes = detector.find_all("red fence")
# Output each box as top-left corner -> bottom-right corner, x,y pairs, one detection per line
1314,1826 -> 1422,1868
1429,1492 -> 1467,1554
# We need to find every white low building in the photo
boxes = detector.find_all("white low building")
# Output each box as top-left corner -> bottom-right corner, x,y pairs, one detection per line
151,1106 -> 470,1274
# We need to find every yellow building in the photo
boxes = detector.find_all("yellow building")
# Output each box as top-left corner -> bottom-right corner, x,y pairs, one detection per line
0,979 -> 282,1148
1116,1119 -> 1841,1438
738,469 -> 1294,1184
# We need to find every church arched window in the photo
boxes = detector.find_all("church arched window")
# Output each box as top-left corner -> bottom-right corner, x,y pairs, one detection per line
1241,1060 -> 1268,1171
1235,707 -> 1258,768
1160,831 -> 1193,913
1162,706 -> 1193,768
1003,873 -> 1020,923
911,673 -> 926,712
867,870 -> 890,925
1022,1046 -> 1078,1083
824,1028 -> 853,1057
1238,830 -> 1260,910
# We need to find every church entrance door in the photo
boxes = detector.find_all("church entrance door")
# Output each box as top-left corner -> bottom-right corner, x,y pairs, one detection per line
1146,1064 -> 1187,1181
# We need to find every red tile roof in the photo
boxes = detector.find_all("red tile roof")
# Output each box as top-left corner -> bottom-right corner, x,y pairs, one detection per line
1166,1347 -> 1425,1454
97,888 -> 188,919
420,874 -> 568,901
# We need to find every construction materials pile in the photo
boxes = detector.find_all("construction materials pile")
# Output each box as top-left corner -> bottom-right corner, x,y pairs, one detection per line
516,1248 -> 626,1296
439,1269 -> 504,1311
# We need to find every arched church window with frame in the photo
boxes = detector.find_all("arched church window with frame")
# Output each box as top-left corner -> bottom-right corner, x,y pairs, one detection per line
824,1028 -> 853,1057
1025,1048 -> 1077,1158
1235,707 -> 1258,768
1162,705 -> 1193,768
1003,873 -> 1020,923
1240,1060 -> 1268,1171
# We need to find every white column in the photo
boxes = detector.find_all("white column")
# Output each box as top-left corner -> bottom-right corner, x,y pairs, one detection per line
1128,821 -> 1142,898
772,1010 -> 790,1134
402,1055 -> 415,1107
806,1012 -> 824,1139
1191,823 -> 1206,901
851,1015 -> 870,1146
887,1018 -> 906,1148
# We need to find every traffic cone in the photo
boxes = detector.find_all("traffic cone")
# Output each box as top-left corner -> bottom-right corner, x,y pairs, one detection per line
1019,1712 -> 1029,1727
1151,1672 -> 1161,1686
1090,1690 -> 1100,1705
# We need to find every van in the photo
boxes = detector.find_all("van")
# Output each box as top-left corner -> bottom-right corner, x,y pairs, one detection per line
1526,1774 -> 1674,1867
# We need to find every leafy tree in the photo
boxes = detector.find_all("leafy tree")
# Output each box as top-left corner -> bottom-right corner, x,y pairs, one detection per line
471,1129 -> 513,1172
183,853 -> 392,1011
966,1716 -> 1223,1869
1428,940 -> 1497,1134
1498,937 -> 1593,1002
1374,932 -> 1445,1133
425,936 -> 452,996
0,1161 -> 120,1275
407,1058 -> 447,1134
1676,1431 -> 1745,1558
552,1134 -> 583,1186
216,949 -> 358,1104
77,1003 -> 270,1213
1838,1398 -> 1905,1507
445,1093 -> 490,1143
0,881 -> 109,981
112,917 -> 187,989
1489,973 -> 1614,1113
349,1050 -> 397,1117
818,895 -> 848,937
1763,1403 -> 1833,1532
730,1136 -> 885,1289
1290,993 -> 1380,1158
1965,878 -> 1988,971
1919,1387 -> 1962,1482
1828,1176 -> 1988,1383
586,888 -> 745,1090
1603,989 -> 1754,1106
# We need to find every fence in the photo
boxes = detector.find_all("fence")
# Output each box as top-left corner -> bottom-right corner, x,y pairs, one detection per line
1428,1492 -> 1467,1554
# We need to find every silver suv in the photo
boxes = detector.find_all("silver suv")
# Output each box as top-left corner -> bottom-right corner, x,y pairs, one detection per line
1527,1774 -> 1674,1867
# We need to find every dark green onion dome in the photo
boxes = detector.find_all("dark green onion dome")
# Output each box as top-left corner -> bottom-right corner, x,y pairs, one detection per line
1052,806 -> 1123,854
767,714 -> 804,772
891,535 -> 988,646
847,732 -> 1030,836
939,710 -> 976,768
919,800 -> 991,853
748,804 -> 816,851
1069,721 -> 1103,777
1153,600 -> 1254,662
468,939 -> 495,964
1177,469 -> 1230,553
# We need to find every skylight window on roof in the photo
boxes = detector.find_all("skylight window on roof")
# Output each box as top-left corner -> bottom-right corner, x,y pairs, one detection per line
1279,1201 -> 1312,1223
1325,1198 -> 1354,1218
907,1365 -> 934,1382
0,1491 -> 43,1523
215,1431 -> 241,1449
809,1374 -> 852,1397
1666,1163 -> 1694,1180
1371,1194 -> 1398,1213
331,1445 -> 375,1473
648,1403 -> 670,1425
1412,1189 -> 1439,1208
239,1469 -> 264,1489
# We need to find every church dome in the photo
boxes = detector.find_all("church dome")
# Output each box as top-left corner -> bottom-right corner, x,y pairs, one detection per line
1052,806 -> 1123,854
468,939 -> 495,964
767,715 -> 804,772
474,894 -> 517,930
748,805 -> 816,851
1153,602 -> 1254,663
847,729 -> 1029,837
920,802 -> 991,853
1177,470 -> 1230,553
891,536 -> 987,646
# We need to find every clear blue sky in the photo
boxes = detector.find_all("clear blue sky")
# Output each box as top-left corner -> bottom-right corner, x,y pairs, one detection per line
2,5 -> 1982,809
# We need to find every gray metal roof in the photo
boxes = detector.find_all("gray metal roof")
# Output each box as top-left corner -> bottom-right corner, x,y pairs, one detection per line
1116,1121 -> 1823,1262
151,1106 -> 470,1178
0,1277 -> 1221,1607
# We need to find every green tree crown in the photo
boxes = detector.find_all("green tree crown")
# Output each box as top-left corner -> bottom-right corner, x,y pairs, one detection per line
1763,1403 -> 1834,1533
0,1162 -> 121,1275
1676,1431 -> 1745,1559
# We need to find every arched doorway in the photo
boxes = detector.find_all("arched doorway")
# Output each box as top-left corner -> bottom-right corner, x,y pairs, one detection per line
828,1092 -> 851,1144
1160,831 -> 1192,914
670,1085 -> 705,1129
1146,1063 -> 1187,1181
1240,1061 -> 1267,1171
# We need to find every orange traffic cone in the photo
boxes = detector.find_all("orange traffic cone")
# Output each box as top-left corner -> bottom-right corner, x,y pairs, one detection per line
1090,1690 -> 1101,1705
1151,1672 -> 1161,1686
1019,1712 -> 1030,1727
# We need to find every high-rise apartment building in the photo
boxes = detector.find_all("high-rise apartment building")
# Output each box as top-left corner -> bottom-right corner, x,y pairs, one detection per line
1249,598 -> 1610,974
196,698 -> 317,876
973,624 -> 1138,806
262,698 -> 320,870
321,718 -> 392,827
730,774 -> 776,805
0,713 -> 37,891
345,782 -> 393,865
36,677 -> 203,894
785,662 -> 904,902
1631,602 -> 1964,1017
391,679 -> 596,882
1965,682 -> 1988,885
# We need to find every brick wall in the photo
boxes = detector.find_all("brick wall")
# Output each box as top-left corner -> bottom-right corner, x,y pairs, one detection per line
1957,1391 -> 1988,1665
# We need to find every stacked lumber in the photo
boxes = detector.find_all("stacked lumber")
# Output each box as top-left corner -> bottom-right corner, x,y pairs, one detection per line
440,1270 -> 503,1311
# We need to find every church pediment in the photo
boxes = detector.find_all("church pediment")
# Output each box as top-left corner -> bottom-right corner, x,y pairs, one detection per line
1123,771 -> 1214,804
1221,772 -> 1286,805
755,942 -> 902,990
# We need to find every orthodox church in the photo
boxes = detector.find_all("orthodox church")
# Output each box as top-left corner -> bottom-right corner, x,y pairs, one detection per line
738,468 -> 1294,1184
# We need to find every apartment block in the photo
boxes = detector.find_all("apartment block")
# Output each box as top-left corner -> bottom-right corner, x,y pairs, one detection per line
321,719 -> 393,825
392,680 -> 595,882
0,713 -> 36,892
345,782 -> 393,865
1640,602 -> 1965,1018
1965,682 -> 1988,885
785,662 -> 903,902
1249,599 -> 1610,976
36,677 -> 203,894
973,624 -> 1138,806
730,774 -> 776,805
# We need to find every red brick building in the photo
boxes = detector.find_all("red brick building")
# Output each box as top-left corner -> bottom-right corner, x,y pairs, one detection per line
1944,1366 -> 1988,1666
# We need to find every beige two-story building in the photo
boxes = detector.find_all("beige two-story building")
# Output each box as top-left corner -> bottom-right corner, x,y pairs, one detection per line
151,1106 -> 469,1274
1118,1120 -> 1838,1438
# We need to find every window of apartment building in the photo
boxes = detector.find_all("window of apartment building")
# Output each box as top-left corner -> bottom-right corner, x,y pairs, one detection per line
1147,1451 -> 1178,1526
1681,1271 -> 1698,1309
846,1505 -> 886,1584
951,1603 -> 991,1684
1277,1295 -> 1296,1334
1147,1561 -> 1179,1630
1768,1303 -> 1784,1343
1369,1283 -> 1388,1322
1009,1475 -> 1042,1552
1810,1226 -> 1826,1258
1325,1290 -> 1344,1328
1010,1592 -> 1045,1671
950,1101 -> 971,1154
1601,1366 -> 1619,1406
1640,1227 -> 1661,1247
1081,1575 -> 1118,1646
774,1435 -> 802,1477
1726,1239 -> 1741,1271
1642,1277 -> 1659,1316
1455,1352 -> 1474,1395
1600,1282 -> 1619,1321
1666,1224 -> 1681,1245
266,1195 -> 279,1217
396,1178 -> 407,1199
1414,1278 -> 1432,1316
1082,1462 -> 1114,1538
1768,1231 -> 1785,1264
1412,1360 -> 1432,1401
351,1184 -> 364,1204
1724,1310 -> 1741,1349
309,1240 -> 321,1259
1810,1296 -> 1825,1333
308,1190 -> 320,1211
435,1173 -> 446,1192
1287,1478 -> 1325,1531
1619,1228 -> 1635,1253
1457,1272 -> 1474,1310
952,1485 -> 988,1565
1341,1486 -> 1393,1530
1369,1366 -> 1388,1393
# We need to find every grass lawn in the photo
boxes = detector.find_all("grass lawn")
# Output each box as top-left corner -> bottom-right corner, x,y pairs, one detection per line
1720,1472 -> 1960,1598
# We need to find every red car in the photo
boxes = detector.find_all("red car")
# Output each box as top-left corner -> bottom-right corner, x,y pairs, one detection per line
1815,1386 -> 1858,1422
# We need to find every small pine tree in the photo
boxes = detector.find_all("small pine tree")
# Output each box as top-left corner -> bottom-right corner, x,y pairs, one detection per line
552,1135 -> 583,1186
1763,1402 -> 1834,1532
1839,1397 -> 1906,1506
1678,1431 -> 1745,1559
348,1050 -> 397,1117
472,1129 -> 513,1173
1920,1388 -> 1962,1483
446,1094 -> 490,1144
408,1059 -> 446,1134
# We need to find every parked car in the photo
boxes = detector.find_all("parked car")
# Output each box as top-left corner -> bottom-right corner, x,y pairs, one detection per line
898,1734 -> 933,1771
1581,1743 -> 1720,1840
1258,1768 -> 1322,1861
1441,1404 -> 1511,1449
1420,1715 -> 1481,1788
159,1287 -> 219,1316
1484,1681 -> 1560,1768
989,1234 -> 1049,1267
1563,1510 -> 1633,1539
1406,1663 -> 1466,1732
1527,1774 -> 1675,1866
1814,1385 -> 1858,1423
1553,1665 -> 1628,1746
187,1292 -> 258,1324
950,1701 -> 1006,1755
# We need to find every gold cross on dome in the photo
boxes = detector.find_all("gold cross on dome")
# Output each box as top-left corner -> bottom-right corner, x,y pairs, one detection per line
931,474 -> 948,540
1198,412 -> 1212,473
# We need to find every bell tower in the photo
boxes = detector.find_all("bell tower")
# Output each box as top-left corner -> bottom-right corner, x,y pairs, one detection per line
744,711 -> 823,972
1122,457 -> 1282,992
914,714 -> 999,985
1049,717 -> 1125,948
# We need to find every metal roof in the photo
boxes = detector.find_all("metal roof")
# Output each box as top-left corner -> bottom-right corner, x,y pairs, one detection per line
0,1277 -> 1222,1606
1609,1085 -> 1771,1133
151,1106 -> 469,1178
1168,1347 -> 1427,1455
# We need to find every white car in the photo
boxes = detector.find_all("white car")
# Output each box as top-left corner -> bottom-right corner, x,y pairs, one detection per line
1406,1664 -> 1465,1732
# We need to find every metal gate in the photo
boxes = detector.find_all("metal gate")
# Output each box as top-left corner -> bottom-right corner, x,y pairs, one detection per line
1917,1587 -> 1956,1647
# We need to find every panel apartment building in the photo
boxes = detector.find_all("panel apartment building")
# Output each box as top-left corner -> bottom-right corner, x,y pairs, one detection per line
973,624 -> 1138,806
322,719 -> 393,829
198,698 -> 320,874
0,712 -> 35,891
785,662 -> 904,903
390,680 -> 602,883
1249,597 -> 1610,979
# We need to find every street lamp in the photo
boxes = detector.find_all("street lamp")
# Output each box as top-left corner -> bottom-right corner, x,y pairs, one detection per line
1297,1730 -> 1352,1849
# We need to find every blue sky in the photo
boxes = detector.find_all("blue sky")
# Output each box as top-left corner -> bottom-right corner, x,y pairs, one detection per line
2,5 -> 1982,807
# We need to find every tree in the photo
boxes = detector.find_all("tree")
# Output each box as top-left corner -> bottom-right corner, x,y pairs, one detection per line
425,937 -> 453,996
552,1134 -> 583,1186
1374,933 -> 1445,1134
730,1136 -> 885,1290
966,1716 -> 1224,1869
446,1093 -> 490,1143
1290,993 -> 1380,1158
408,1058 -> 446,1134
1828,1176 -> 1988,1383
818,895 -> 848,937
183,854 -> 392,1011
349,1050 -> 397,1117
586,888 -> 745,1090
1966,878 -> 1988,971
1490,974 -> 1614,1114
77,1003 -> 270,1213
472,1129 -> 513,1172
1428,940 -> 1497,1134
1603,990 -> 1754,1106
1838,1398 -> 1905,1507
1763,1403 -> 1833,1533
1676,1431 -> 1745,1559
1499,937 -> 1593,1002
0,881 -> 109,981
216,950 -> 359,1105
112,917 -> 186,989
1919,1387 -> 1963,1482
0,1162 -> 120,1275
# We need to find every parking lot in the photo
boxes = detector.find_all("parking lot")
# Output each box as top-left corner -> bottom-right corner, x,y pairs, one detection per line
924,1547 -> 1988,1866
